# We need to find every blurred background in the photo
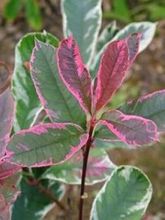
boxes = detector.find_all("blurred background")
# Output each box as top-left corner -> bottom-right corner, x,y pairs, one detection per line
0,0 -> 165,219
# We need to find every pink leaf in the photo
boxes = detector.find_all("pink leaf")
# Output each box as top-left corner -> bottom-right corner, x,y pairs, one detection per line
99,110 -> 158,146
0,161 -> 21,180
0,174 -> 20,220
94,35 -> 140,112
0,89 -> 15,157
0,195 -> 10,220
57,36 -> 92,114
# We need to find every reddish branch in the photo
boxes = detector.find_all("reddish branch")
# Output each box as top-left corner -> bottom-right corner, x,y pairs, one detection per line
79,119 -> 95,220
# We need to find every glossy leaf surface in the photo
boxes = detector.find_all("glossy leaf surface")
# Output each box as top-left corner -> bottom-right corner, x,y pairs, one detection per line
120,90 -> 165,132
61,0 -> 102,65
31,41 -> 86,127
94,39 -> 129,111
99,110 -> 158,146
90,166 -> 152,220
7,123 -> 88,167
0,89 -> 14,157
12,32 -> 58,132
42,148 -> 115,185
12,178 -> 64,220
57,37 -> 92,113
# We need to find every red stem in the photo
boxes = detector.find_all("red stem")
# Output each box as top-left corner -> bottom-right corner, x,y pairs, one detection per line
79,121 -> 94,220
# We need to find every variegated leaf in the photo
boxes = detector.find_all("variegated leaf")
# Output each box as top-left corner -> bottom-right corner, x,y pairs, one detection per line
90,166 -> 152,220
12,32 -> 59,132
31,40 -> 86,127
0,89 -> 14,157
99,110 -> 158,146
93,39 -> 129,111
0,174 -> 20,220
42,148 -> 115,185
61,0 -> 102,65
7,123 -> 88,167
119,90 -> 165,132
57,37 -> 92,114
0,161 -> 21,180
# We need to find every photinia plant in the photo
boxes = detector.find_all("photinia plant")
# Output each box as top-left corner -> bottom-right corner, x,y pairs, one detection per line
0,0 -> 165,219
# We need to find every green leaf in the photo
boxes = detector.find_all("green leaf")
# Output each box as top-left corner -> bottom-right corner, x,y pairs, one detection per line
12,32 -> 59,132
61,0 -> 102,65
31,41 -> 86,127
41,148 -> 115,185
3,0 -> 22,20
90,166 -> 152,220
103,0 -> 131,23
119,90 -> 165,132
25,0 -> 42,30
113,0 -> 131,22
12,178 -> 64,220
7,123 -> 88,167
147,3 -> 165,20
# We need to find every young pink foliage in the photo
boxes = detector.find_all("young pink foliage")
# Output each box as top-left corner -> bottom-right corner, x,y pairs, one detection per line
99,110 -> 158,146
57,36 -> 92,114
94,34 -> 140,112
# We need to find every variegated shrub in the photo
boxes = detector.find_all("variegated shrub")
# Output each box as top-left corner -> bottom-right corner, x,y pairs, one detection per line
0,0 -> 164,219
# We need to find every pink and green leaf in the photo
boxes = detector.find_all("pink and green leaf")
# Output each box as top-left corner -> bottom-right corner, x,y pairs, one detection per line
0,89 -> 15,157
57,37 -> 92,114
62,0 -> 102,66
31,40 -> 86,127
99,110 -> 158,146
6,123 -> 88,167
0,161 -> 21,180
12,32 -> 59,132
0,174 -> 20,220
42,148 -> 115,185
119,89 -> 165,132
94,35 -> 140,112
